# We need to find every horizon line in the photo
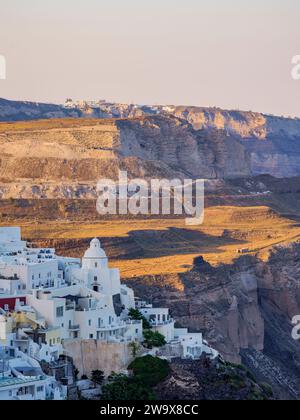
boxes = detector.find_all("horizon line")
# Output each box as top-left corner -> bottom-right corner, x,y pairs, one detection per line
0,96 -> 299,120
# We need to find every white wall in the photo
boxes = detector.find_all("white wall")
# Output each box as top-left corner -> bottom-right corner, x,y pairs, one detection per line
0,260 -> 59,290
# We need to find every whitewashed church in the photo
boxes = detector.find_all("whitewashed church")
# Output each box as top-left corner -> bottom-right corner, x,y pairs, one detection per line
0,227 -> 218,400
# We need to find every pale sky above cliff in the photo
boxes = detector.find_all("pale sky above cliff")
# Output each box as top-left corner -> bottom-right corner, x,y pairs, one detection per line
0,0 -> 300,116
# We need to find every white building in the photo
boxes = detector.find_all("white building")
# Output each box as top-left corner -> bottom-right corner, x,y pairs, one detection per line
0,227 -> 69,294
138,302 -> 218,360
24,238 -> 143,344
26,286 -> 143,343
139,304 -> 175,342
66,238 -> 122,296
173,330 -> 219,360
0,346 -> 66,400
0,227 -> 219,399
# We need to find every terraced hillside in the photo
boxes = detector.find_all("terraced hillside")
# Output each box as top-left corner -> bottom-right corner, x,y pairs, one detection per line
0,116 -> 251,198
1,108 -> 300,399
2,97 -> 300,177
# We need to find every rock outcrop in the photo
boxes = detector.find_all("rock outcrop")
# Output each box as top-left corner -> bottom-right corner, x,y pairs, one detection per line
0,116 -> 251,200
2,98 -> 300,177
0,98 -> 80,121
126,256 -> 265,364
125,244 -> 300,399
168,107 -> 300,178
155,357 -> 274,400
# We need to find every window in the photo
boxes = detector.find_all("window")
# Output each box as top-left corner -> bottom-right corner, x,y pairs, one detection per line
95,262 -> 98,268
37,386 -> 44,393
56,306 -> 64,318
94,276 -> 98,282
88,320 -> 92,327
89,334 -> 94,339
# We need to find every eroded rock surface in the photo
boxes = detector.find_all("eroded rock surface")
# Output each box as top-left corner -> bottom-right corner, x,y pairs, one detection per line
155,356 -> 274,400
2,98 -> 300,177
125,244 -> 300,399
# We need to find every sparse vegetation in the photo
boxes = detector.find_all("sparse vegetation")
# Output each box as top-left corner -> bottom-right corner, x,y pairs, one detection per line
91,370 -> 105,386
143,330 -> 166,349
259,382 -> 274,398
128,308 -> 151,330
129,341 -> 141,358
101,374 -> 155,401
102,356 -> 170,400
128,355 -> 170,387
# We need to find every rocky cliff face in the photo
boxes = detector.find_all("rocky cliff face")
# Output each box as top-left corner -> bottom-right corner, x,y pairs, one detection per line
0,116 -> 251,199
126,256 -> 265,364
116,117 -> 250,179
167,107 -> 300,178
0,98 -> 81,121
155,357 -> 274,400
125,244 -> 300,399
2,97 -> 300,178
169,107 -> 300,139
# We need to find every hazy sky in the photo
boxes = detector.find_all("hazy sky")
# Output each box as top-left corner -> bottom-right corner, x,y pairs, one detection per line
0,0 -> 300,116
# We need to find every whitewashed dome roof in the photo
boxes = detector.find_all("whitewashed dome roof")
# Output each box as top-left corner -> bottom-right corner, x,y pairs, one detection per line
83,238 -> 107,259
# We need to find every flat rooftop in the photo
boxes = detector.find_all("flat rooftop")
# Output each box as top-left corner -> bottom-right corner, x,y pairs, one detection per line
0,375 -> 46,388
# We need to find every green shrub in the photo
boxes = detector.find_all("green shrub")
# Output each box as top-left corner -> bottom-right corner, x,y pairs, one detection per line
128,355 -> 170,387
260,382 -> 274,398
128,308 -> 152,330
246,370 -> 256,382
249,390 -> 266,401
143,330 -> 166,349
102,374 -> 155,400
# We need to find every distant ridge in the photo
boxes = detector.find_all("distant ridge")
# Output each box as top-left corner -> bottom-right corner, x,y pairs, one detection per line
1,97 -> 300,177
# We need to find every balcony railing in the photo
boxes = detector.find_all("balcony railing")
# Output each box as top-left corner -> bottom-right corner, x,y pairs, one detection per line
150,318 -> 174,326
68,325 -> 80,331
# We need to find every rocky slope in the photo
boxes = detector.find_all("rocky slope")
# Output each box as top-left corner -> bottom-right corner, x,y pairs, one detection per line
155,357 -> 274,400
168,107 -> 300,177
125,244 -> 300,400
0,98 -> 80,121
0,116 -> 251,200
2,98 -> 300,177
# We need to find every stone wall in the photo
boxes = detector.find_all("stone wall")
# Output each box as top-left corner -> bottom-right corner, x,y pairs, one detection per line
63,339 -> 133,377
